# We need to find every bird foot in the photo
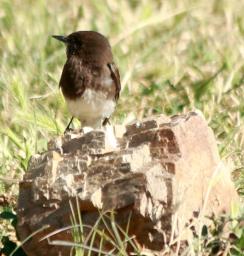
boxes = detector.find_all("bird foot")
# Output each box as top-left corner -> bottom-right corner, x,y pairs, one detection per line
64,127 -> 74,135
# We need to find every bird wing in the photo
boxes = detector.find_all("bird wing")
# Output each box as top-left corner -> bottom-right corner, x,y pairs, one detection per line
60,57 -> 121,101
107,62 -> 121,101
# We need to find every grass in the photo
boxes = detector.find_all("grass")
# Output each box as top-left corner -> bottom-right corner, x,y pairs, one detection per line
0,0 -> 244,254
18,202 -> 244,255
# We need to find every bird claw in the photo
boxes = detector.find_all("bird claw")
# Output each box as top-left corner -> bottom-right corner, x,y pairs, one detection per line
64,127 -> 74,134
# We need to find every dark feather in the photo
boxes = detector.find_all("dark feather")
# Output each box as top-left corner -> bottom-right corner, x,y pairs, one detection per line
108,62 -> 121,101
59,31 -> 121,101
54,31 -> 121,128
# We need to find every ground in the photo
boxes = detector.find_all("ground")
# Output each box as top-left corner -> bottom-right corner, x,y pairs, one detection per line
0,0 -> 243,255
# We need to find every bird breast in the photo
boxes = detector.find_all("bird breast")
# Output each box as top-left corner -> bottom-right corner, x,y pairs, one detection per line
65,88 -> 116,127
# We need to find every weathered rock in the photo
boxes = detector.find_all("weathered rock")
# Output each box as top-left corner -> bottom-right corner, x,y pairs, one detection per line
17,112 -> 238,255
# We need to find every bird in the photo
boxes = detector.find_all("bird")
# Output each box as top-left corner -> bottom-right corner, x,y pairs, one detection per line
52,31 -> 121,133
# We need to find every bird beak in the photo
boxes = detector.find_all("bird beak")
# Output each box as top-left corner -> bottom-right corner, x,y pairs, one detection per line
52,35 -> 67,43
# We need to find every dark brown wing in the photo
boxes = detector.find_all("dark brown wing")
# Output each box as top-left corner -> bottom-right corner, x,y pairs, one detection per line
107,62 -> 121,101
59,57 -> 86,99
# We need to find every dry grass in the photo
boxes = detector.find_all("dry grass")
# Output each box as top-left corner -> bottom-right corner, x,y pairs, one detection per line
0,0 -> 243,254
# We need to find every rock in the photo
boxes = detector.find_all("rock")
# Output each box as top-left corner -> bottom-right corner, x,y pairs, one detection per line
17,112 -> 238,256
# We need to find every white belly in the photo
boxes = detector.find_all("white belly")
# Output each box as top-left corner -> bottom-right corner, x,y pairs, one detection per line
65,88 -> 116,128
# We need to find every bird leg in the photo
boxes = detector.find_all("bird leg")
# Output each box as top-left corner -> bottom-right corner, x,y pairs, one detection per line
64,117 -> 74,134
102,117 -> 111,126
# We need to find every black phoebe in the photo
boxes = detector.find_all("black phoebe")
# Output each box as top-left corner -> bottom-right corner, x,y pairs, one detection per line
52,31 -> 121,132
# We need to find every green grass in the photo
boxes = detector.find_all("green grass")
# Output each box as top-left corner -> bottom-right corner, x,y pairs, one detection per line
0,0 -> 244,254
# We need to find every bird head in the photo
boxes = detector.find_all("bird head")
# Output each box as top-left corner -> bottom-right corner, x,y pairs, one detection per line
52,31 -> 111,60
